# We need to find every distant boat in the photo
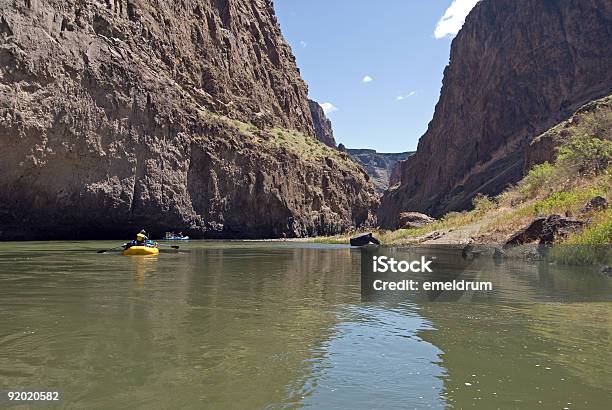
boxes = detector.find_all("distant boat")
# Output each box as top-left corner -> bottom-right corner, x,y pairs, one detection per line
164,232 -> 190,241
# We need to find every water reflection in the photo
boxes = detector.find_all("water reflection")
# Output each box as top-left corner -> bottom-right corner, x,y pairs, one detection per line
130,256 -> 159,284
419,302 -> 611,409
0,242 -> 610,409
303,304 -> 447,409
0,243 -> 364,408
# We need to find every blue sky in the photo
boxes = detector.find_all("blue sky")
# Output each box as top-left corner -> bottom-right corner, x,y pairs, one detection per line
274,0 -> 480,152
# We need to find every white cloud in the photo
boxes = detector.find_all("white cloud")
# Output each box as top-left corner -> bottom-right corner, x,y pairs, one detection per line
396,91 -> 416,101
319,102 -> 338,115
434,0 -> 480,39
300,40 -> 307,48
362,75 -> 373,83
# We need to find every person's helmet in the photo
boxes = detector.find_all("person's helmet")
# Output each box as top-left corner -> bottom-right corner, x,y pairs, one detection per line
139,229 -> 147,234
136,233 -> 146,241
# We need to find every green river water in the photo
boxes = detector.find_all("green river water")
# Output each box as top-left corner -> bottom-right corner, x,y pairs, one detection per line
0,241 -> 610,409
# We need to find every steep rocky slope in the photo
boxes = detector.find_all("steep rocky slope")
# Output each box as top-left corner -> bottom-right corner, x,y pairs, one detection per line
0,0 -> 377,239
526,94 -> 612,169
308,99 -> 336,147
379,0 -> 612,227
346,149 -> 413,192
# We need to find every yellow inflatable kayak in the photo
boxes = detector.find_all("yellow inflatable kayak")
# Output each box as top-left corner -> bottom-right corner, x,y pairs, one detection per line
123,245 -> 159,256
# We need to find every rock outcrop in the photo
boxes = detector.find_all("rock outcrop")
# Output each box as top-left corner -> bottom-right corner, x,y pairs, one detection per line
0,0 -> 377,240
505,215 -> 585,246
349,232 -> 380,247
347,149 -> 413,192
398,212 -> 435,229
581,196 -> 608,214
308,99 -> 336,147
526,94 -> 612,170
379,0 -> 612,227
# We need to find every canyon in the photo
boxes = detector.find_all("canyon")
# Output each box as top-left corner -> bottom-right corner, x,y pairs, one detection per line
0,0 -> 378,240
345,149 -> 413,192
379,0 -> 612,228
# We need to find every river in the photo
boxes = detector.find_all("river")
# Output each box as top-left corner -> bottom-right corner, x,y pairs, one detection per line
0,241 -> 610,409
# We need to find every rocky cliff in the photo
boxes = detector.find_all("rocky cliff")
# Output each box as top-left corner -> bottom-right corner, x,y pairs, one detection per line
379,0 -> 612,227
347,149 -> 413,192
526,94 -> 612,170
0,0 -> 377,240
308,99 -> 336,147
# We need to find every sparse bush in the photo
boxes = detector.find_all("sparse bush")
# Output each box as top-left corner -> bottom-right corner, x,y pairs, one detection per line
550,208 -> 612,265
472,194 -> 496,215
518,162 -> 555,198
556,136 -> 612,176
531,187 -> 604,216
579,110 -> 612,141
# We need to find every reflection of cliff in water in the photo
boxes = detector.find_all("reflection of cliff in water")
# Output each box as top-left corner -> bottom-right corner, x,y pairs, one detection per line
359,246 -> 612,408
0,245 -> 362,408
126,245 -> 362,408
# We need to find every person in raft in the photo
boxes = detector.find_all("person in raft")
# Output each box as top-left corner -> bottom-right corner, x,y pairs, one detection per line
125,230 -> 149,249
136,230 -> 148,245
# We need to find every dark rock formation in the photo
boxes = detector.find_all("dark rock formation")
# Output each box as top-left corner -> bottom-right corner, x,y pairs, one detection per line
493,247 -> 506,261
505,215 -> 584,246
379,0 -> 612,226
398,212 -> 435,229
0,0 -> 378,240
308,99 -> 336,147
350,232 -> 380,247
581,196 -> 608,213
347,149 -> 413,192
539,215 -> 584,244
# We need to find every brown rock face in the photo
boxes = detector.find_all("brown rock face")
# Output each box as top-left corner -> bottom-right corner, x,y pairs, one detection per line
379,0 -> 612,227
308,99 -> 336,147
346,149 -> 413,192
0,0 -> 377,239
525,94 -> 612,170
505,215 -> 584,246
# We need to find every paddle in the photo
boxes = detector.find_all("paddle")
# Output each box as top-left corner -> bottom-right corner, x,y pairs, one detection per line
97,243 -> 126,254
156,243 -> 180,250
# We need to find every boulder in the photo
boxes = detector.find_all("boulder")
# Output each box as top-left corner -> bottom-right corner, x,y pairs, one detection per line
525,247 -> 544,262
581,196 -> 608,213
539,215 -> 584,244
493,247 -> 506,261
505,217 -> 547,246
398,212 -> 435,229
505,215 -> 584,246
350,232 -> 381,247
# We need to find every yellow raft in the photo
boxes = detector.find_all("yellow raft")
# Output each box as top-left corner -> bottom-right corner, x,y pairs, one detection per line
123,245 -> 159,256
